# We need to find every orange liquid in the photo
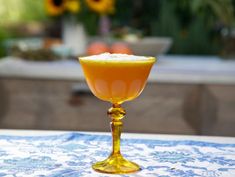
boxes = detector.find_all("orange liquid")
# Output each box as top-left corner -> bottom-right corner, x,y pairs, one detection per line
80,58 -> 155,104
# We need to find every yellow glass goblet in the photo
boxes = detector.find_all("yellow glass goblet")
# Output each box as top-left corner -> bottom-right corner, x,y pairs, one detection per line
79,53 -> 156,174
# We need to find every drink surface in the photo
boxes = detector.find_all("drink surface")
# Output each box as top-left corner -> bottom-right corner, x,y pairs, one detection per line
79,53 -> 156,104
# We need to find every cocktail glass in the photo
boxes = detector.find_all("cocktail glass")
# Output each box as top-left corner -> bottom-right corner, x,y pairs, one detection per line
79,53 -> 156,174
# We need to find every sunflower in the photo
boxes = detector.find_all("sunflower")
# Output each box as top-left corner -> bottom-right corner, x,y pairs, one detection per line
45,0 -> 80,16
45,0 -> 65,16
65,0 -> 80,13
86,0 -> 115,15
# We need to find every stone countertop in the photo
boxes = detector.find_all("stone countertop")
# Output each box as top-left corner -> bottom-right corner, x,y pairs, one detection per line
0,55 -> 235,84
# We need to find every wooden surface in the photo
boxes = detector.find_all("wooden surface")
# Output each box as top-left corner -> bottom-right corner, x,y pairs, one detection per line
0,78 -> 234,136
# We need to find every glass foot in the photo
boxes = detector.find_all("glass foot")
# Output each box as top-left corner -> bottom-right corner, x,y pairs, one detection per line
92,154 -> 141,174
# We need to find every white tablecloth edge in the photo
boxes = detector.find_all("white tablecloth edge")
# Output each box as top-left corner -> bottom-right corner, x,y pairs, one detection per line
0,129 -> 234,144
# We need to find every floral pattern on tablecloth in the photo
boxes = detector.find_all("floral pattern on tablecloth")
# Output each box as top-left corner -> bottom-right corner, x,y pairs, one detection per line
0,133 -> 234,177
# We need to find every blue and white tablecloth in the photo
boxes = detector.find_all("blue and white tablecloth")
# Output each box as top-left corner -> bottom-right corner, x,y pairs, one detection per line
0,131 -> 234,177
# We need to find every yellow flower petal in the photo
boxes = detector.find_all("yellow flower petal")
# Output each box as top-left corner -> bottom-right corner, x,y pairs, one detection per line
45,0 -> 65,16
65,0 -> 80,13
86,0 -> 115,15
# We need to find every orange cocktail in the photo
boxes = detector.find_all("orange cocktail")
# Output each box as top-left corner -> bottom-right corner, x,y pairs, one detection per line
79,54 -> 155,104
79,53 -> 156,174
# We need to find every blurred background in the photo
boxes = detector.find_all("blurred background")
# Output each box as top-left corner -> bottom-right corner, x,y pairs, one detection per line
0,0 -> 235,136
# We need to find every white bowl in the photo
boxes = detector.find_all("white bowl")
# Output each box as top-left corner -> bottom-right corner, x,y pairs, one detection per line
126,37 -> 173,56
88,36 -> 173,56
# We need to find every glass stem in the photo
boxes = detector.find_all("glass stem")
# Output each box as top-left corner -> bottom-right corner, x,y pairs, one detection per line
108,103 -> 126,156
111,119 -> 122,154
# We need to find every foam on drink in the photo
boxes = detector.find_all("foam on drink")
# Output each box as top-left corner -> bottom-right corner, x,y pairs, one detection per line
80,53 -> 155,62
